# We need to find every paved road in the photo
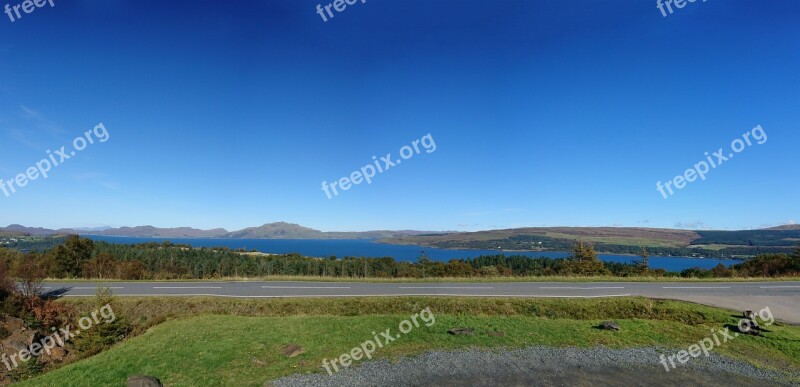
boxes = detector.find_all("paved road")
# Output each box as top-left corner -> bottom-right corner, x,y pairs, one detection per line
42,280 -> 800,324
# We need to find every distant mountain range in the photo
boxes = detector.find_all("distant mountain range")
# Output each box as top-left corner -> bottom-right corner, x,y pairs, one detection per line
0,222 -> 445,240
3,223 -> 798,258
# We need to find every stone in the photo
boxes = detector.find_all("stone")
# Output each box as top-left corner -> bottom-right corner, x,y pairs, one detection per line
40,346 -> 68,363
126,375 -> 163,387
739,320 -> 762,336
0,330 -> 37,357
447,328 -> 474,336
0,316 -> 24,336
282,344 -> 305,358
599,321 -> 620,331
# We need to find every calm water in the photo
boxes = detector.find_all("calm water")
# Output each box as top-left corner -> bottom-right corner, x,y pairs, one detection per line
86,236 -> 740,272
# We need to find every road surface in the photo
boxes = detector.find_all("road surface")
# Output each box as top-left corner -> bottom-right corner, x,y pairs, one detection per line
42,280 -> 800,324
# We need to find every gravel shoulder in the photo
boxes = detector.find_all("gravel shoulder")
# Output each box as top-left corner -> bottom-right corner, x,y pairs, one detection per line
270,346 -> 799,387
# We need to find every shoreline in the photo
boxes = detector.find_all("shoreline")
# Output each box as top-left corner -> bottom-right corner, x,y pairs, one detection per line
83,235 -> 747,262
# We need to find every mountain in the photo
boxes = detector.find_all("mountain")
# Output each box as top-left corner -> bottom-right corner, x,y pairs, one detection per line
226,222 -> 324,239
2,224 -> 76,236
0,222 -> 442,240
95,226 -> 229,238
71,226 -> 114,232
3,224 -> 797,249
0,224 -> 228,238
766,224 -> 800,230
224,222 -> 440,239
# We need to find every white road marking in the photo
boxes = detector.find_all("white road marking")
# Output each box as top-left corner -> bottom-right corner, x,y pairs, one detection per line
398,286 -> 495,289
759,285 -> 800,289
539,286 -> 625,290
261,286 -> 351,289
73,287 -> 124,289
153,286 -> 222,289
662,286 -> 731,289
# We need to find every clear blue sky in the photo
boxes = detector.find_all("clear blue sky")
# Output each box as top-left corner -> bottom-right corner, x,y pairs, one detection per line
0,0 -> 797,232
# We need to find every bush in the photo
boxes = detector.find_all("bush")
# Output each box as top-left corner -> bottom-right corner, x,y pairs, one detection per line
479,265 -> 500,277
733,253 -> 794,277
0,257 -> 14,301
559,242 -> 609,276
8,357 -> 43,382
30,298 -> 74,330
0,292 -> 27,320
73,286 -> 131,356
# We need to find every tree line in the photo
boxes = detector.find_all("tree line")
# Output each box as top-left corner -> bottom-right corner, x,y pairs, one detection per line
1,236 -> 798,280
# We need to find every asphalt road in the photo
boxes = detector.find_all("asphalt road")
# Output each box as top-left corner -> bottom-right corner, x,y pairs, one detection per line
42,280 -> 800,324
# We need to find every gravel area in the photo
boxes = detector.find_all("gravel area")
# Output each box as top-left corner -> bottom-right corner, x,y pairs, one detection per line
269,346 -> 798,387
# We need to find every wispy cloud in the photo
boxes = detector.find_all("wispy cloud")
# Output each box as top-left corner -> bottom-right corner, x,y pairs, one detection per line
72,172 -> 106,182
71,172 -> 119,191
8,128 -> 43,149
19,105 -> 64,137
4,106 -> 66,149
100,182 -> 121,190
755,220 -> 797,229
460,208 -> 523,217
674,221 -> 712,230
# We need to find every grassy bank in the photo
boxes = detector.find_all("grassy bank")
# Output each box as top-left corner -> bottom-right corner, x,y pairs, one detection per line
16,297 -> 800,386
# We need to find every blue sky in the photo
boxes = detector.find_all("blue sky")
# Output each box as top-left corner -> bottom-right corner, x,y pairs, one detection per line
0,0 -> 797,232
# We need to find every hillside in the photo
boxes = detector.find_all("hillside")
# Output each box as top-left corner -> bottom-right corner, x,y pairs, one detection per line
2,223 -> 797,257
383,227 -> 699,247
19,298 -> 800,386
380,226 -> 800,258
225,222 -> 324,239
0,223 -> 440,240
97,226 -> 230,238
767,224 -> 800,230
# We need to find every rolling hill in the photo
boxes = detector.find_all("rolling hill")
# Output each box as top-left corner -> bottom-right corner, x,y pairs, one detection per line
2,223 -> 797,257
0,222 -> 440,240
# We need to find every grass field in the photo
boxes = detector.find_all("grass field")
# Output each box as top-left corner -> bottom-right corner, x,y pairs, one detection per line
383,227 -> 701,247
541,232 -> 687,248
17,297 -> 800,386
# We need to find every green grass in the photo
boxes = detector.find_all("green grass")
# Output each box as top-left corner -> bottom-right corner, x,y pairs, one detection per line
688,244 -> 750,251
16,297 -> 800,386
61,296 -> 747,325
541,232 -> 685,247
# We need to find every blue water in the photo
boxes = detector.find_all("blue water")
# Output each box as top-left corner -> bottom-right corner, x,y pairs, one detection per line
85,236 -> 741,272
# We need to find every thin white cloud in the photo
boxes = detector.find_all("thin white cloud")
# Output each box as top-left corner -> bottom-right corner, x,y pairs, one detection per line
8,128 -> 43,149
674,221 -> 712,230
100,182 -> 121,190
5,106 -> 65,148
461,208 -> 524,217
72,172 -> 106,182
